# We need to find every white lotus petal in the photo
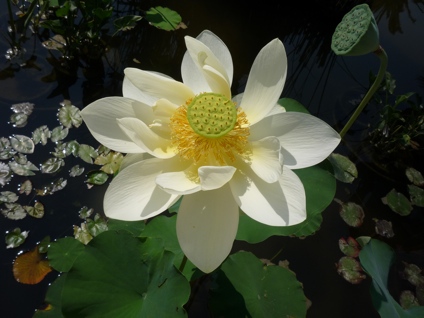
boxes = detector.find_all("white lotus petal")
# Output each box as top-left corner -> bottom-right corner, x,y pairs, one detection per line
250,112 -> 340,169
156,169 -> 201,195
176,185 -> 239,273
117,117 -> 176,158
199,166 -> 236,190
182,35 -> 231,97
119,153 -> 149,171
124,68 -> 194,106
230,165 -> 306,226
240,39 -> 287,124
250,137 -> 282,183
104,158 -> 181,221
81,97 -> 146,153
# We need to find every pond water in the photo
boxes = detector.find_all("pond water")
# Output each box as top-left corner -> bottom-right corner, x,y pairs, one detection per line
1,0 -> 424,317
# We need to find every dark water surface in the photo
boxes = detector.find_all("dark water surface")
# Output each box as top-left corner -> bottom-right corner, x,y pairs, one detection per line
1,0 -> 424,317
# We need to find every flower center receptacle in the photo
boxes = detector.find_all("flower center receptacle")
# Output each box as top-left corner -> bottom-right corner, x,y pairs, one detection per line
169,92 -> 251,165
187,93 -> 237,138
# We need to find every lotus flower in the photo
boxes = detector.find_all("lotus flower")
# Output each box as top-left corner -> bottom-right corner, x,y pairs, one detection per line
81,30 -> 340,273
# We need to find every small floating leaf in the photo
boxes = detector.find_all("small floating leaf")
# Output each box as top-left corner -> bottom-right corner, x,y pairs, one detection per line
403,263 -> 424,287
77,144 -> 98,164
406,167 -> 424,186
9,160 -> 39,176
1,203 -> 26,220
58,104 -> 82,128
86,214 -> 108,237
35,178 -> 67,196
18,180 -> 32,195
10,113 -> 28,127
11,102 -> 34,115
41,157 -> 65,174
32,125 -> 51,145
50,126 -> 69,143
42,34 -> 66,51
0,191 -> 18,203
400,290 -> 420,309
0,137 -> 16,159
336,256 -> 366,284
328,153 -> 358,183
85,170 -> 108,185
0,162 -> 12,187
69,165 -> 84,177
145,6 -> 183,31
95,151 -> 124,174
73,223 -> 93,245
382,189 -> 413,216
13,246 -> 52,284
78,206 -> 93,219
337,201 -> 365,227
5,228 -> 29,248
25,202 -> 45,218
10,135 -> 35,154
408,185 -> 424,207
373,219 -> 394,238
339,237 -> 360,257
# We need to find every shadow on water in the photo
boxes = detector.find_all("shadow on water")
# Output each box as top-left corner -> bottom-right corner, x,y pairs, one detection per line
0,0 -> 423,317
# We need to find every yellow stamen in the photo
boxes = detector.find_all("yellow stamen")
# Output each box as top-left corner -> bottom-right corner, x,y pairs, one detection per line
169,93 -> 251,165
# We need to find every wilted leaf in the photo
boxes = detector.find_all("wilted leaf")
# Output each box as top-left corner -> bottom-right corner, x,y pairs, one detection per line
408,185 -> 424,207
373,219 -> 394,238
41,157 -> 65,174
85,170 -> 108,185
13,246 -> 52,284
24,201 -> 45,218
58,104 -> 82,128
78,206 -> 93,219
382,189 -> 413,216
339,237 -> 360,257
5,228 -> 29,248
406,167 -> 424,187
328,153 -> 358,183
336,256 -> 366,284
69,165 -> 84,177
50,126 -> 69,142
145,6 -> 183,31
77,144 -> 98,164
1,203 -> 27,220
0,162 -> 12,186
337,200 -> 365,227
0,191 -> 19,203
32,125 -> 51,145
10,135 -> 35,154
18,180 -> 32,195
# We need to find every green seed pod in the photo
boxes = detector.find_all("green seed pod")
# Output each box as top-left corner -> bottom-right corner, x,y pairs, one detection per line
331,4 -> 379,56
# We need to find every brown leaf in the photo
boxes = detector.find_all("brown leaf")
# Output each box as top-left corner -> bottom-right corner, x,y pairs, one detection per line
13,246 -> 52,284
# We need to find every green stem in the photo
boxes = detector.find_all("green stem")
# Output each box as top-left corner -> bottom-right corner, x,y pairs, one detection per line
339,46 -> 388,138
179,255 -> 188,272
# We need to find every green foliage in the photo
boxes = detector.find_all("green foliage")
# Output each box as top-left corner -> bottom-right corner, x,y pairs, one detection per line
382,188 -> 413,216
5,227 -> 29,248
328,153 -> 358,183
48,237 -> 85,272
220,251 -> 308,318
359,239 -> 424,317
60,231 -> 190,317
145,6 -> 184,31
